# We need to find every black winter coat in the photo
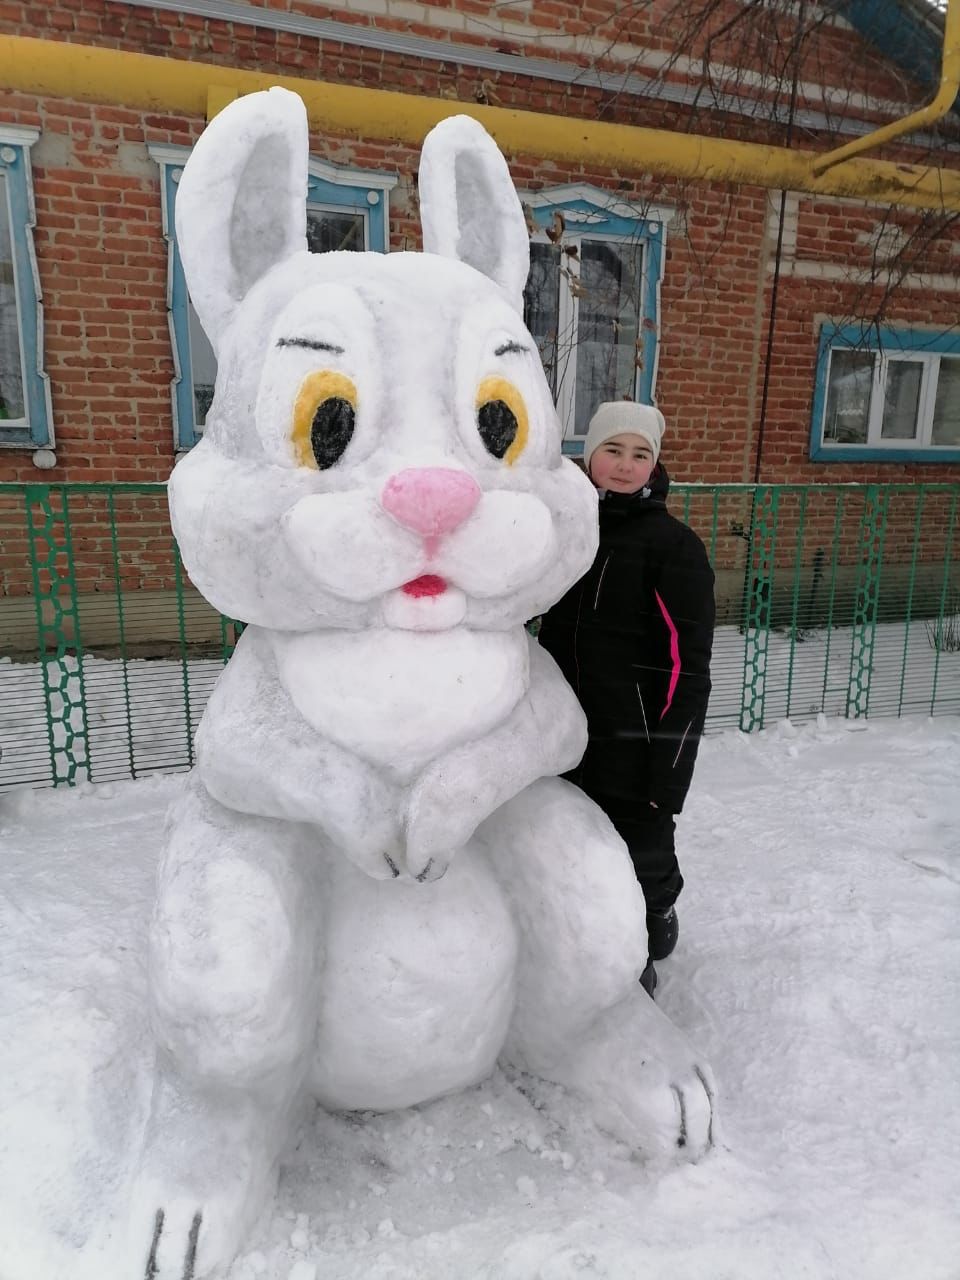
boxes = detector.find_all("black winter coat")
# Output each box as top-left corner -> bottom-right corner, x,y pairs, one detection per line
538,463 -> 715,815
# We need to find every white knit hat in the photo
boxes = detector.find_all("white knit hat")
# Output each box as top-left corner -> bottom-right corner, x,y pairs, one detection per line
582,401 -> 666,469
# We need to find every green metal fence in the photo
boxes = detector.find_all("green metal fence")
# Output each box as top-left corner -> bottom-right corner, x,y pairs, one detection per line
1,481 -> 958,791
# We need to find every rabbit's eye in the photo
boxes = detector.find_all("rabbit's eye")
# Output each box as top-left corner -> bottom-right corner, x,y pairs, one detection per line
475,377 -> 528,464
291,370 -> 358,470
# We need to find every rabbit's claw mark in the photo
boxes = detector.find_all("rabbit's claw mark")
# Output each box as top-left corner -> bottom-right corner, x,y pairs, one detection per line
143,1207 -> 203,1280
672,1084 -> 687,1149
694,1066 -> 716,1148
145,1208 -> 163,1280
183,1211 -> 203,1280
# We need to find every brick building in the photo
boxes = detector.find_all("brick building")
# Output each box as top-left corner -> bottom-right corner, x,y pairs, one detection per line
1,0 -> 959,489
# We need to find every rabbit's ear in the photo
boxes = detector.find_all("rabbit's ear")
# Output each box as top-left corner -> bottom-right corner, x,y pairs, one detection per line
418,116 -> 530,312
175,87 -> 309,353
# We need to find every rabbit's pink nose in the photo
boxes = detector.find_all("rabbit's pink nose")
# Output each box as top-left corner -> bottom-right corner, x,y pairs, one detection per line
381,467 -> 481,537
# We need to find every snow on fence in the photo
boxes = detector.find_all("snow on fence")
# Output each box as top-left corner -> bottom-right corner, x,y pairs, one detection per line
1,481 -> 958,791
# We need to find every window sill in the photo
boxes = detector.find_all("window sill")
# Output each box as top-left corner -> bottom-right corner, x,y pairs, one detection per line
810,442 -> 960,463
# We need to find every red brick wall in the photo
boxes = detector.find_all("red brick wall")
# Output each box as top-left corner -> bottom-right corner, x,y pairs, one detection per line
0,0 -> 916,107
1,91 -> 190,485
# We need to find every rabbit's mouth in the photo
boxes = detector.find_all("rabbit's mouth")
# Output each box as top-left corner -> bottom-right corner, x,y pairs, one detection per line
402,574 -> 448,598
382,580 -> 467,631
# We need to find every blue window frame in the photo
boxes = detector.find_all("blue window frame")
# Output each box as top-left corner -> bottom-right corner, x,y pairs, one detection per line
0,127 -> 53,453
811,324 -> 960,463
149,145 -> 397,450
521,185 -> 667,453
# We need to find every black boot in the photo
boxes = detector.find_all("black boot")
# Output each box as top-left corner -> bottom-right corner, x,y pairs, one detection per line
646,906 -> 679,961
639,957 -> 658,998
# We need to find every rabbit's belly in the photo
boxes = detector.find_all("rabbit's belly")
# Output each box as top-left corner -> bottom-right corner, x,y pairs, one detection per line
270,627 -> 528,774
309,841 -> 518,1111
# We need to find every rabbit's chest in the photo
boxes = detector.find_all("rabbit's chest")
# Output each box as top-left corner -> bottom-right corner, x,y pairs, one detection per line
271,627 -> 528,776
310,840 -> 518,1110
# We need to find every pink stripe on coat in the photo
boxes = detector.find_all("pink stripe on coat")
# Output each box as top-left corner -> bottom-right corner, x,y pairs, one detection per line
654,589 -> 681,720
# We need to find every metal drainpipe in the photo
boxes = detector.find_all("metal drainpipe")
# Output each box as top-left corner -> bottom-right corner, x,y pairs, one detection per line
753,1 -> 807,486
737,23 -> 805,659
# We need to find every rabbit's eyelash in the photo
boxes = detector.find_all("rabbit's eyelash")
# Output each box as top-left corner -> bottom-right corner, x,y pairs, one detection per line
277,337 -> 345,355
494,341 -> 529,358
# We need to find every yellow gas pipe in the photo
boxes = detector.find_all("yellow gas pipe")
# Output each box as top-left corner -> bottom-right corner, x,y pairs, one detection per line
1,12 -> 958,212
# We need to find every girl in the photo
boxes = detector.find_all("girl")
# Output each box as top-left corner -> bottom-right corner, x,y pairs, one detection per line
537,402 -> 715,996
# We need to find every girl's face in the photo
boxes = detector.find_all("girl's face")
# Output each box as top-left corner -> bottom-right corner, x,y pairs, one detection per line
588,433 -> 656,494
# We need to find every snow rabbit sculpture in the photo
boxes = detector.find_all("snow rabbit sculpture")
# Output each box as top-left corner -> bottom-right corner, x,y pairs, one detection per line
135,87 -> 716,1278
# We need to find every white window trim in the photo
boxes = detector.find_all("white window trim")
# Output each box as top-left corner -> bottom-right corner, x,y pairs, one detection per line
521,184 -> 670,444
527,225 -> 652,440
871,351 -> 935,448
824,348 -> 954,450
522,184 -> 675,228
812,323 -> 960,462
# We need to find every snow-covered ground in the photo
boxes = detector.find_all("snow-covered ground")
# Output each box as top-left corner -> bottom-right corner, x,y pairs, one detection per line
1,715 -> 958,1279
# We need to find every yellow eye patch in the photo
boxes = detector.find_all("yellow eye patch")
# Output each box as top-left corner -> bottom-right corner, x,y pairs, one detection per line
292,370 -> 358,470
475,376 -> 528,464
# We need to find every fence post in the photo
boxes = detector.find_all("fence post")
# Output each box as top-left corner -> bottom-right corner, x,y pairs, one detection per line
740,486 -> 778,731
24,484 -> 91,784
219,615 -> 245,663
928,487 -> 959,715
846,485 -> 888,719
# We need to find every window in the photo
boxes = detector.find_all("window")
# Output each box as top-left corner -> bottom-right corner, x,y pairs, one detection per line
521,186 -> 667,449
811,325 -> 960,462
0,127 -> 53,452
149,146 -> 397,450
